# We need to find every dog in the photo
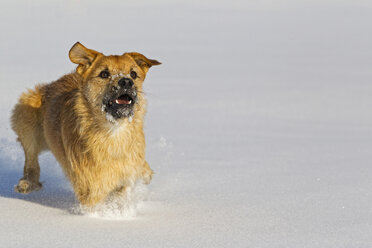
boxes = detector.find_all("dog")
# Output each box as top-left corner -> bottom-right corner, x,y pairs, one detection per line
11,42 -> 160,206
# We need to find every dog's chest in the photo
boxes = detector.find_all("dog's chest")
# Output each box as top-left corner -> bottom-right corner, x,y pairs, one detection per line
93,124 -> 140,160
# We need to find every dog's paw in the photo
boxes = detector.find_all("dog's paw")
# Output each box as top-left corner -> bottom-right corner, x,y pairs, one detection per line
141,162 -> 153,184
142,171 -> 153,185
14,179 -> 42,194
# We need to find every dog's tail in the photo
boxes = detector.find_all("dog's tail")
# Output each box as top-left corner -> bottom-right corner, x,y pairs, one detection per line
11,84 -> 46,148
17,85 -> 44,108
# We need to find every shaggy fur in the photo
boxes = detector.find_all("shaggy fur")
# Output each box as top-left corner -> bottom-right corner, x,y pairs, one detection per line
11,42 -> 160,206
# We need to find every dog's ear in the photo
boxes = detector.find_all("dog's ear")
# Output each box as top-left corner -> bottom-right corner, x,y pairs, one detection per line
126,52 -> 161,73
69,42 -> 101,74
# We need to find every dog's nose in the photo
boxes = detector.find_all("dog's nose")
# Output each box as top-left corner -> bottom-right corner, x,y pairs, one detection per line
118,78 -> 134,89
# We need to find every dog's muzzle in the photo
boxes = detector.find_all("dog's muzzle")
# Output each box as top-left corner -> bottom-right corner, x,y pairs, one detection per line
102,77 -> 137,121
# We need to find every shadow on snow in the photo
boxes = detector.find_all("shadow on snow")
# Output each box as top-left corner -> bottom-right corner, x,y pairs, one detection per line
0,138 -> 77,211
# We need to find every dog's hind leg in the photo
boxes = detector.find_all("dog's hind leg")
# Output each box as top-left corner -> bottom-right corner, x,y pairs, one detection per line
11,86 -> 47,194
15,145 -> 43,194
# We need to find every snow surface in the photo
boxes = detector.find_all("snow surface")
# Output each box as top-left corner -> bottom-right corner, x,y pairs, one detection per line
1,0 -> 372,247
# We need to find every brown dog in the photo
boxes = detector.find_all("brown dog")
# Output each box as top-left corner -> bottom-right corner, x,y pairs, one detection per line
11,42 -> 160,206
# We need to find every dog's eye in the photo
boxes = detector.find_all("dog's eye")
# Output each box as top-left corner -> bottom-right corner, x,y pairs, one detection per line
99,70 -> 110,79
130,71 -> 137,79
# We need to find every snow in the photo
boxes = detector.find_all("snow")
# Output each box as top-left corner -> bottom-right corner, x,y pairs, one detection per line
75,181 -> 149,220
1,0 -> 372,247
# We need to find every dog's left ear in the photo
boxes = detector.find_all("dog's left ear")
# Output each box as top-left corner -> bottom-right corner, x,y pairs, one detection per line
69,42 -> 101,74
126,52 -> 161,73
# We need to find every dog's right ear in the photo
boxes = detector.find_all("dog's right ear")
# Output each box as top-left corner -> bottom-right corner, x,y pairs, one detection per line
69,42 -> 101,75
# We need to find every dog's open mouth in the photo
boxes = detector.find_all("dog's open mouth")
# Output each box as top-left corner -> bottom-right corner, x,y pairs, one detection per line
102,88 -> 137,121
115,94 -> 133,105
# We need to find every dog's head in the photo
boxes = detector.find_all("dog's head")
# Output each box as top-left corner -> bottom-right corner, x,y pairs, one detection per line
69,42 -> 160,123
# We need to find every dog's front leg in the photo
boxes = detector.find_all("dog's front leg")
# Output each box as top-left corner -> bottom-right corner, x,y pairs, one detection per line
75,185 -> 108,207
141,161 -> 154,184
